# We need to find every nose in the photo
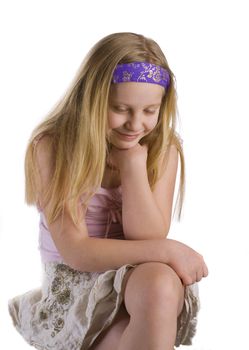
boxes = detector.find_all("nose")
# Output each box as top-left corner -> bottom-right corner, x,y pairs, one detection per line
125,112 -> 144,132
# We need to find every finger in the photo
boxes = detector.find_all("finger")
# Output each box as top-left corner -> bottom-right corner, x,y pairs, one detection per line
196,270 -> 203,283
203,262 -> 209,277
183,276 -> 193,286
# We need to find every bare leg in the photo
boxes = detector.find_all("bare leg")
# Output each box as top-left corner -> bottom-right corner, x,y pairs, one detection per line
89,303 -> 130,350
117,262 -> 184,350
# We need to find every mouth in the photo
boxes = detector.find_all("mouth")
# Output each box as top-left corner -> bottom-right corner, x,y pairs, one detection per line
115,131 -> 141,140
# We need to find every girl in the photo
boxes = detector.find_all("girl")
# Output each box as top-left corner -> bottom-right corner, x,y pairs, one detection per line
8,32 -> 208,350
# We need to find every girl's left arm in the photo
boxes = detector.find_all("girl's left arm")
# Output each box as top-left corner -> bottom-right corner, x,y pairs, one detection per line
120,144 -> 178,240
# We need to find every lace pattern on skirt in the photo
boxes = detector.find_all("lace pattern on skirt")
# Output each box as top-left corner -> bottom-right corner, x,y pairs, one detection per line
8,262 -> 200,349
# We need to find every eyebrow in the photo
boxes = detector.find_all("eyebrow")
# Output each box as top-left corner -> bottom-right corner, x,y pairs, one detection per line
111,102 -> 162,108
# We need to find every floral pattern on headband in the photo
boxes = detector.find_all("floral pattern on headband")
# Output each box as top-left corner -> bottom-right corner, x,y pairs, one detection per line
112,62 -> 170,89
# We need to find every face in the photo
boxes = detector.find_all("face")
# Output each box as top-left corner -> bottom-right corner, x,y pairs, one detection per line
107,82 -> 164,149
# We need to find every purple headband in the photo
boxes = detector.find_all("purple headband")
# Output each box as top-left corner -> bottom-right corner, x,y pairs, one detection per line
112,62 -> 170,89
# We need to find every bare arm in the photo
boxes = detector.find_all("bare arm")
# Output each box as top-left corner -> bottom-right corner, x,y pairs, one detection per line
34,136 -> 169,271
110,144 -> 178,240
120,161 -> 168,239
54,230 -> 169,272
35,136 -> 208,284
47,223 -> 208,286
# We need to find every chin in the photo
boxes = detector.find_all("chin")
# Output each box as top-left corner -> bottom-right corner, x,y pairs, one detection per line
112,140 -> 137,149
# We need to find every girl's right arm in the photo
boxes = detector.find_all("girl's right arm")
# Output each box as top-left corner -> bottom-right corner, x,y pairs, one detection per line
35,136 -> 208,285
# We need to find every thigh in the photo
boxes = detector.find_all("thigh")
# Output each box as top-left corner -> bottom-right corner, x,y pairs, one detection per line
89,302 -> 130,350
123,262 -> 185,317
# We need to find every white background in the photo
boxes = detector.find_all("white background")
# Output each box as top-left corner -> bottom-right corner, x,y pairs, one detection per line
0,1 -> 248,349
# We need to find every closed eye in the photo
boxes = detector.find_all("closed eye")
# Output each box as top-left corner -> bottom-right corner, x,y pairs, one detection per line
145,109 -> 157,114
113,106 -> 129,113
112,106 -> 159,114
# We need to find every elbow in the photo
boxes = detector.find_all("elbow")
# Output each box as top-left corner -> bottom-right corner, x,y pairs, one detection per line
67,237 -> 104,273
153,222 -> 170,240
155,228 -> 169,240
124,228 -> 169,240
65,257 -> 83,272
123,218 -> 170,240
60,237 -> 91,272
60,253 -> 84,272
155,218 -> 171,239
160,216 -> 171,239
67,255 -> 93,273
68,252 -> 93,273
163,222 -> 170,239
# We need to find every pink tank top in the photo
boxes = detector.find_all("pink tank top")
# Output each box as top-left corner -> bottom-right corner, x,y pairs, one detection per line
38,186 -> 124,263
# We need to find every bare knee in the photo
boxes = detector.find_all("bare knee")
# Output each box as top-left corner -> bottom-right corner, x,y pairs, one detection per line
123,262 -> 184,317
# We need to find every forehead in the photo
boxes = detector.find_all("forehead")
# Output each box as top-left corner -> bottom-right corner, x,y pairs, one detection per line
109,82 -> 164,106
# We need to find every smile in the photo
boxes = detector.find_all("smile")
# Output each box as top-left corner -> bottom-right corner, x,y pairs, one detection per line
115,131 -> 141,140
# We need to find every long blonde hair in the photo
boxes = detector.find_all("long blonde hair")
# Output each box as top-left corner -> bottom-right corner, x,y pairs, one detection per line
25,32 -> 185,226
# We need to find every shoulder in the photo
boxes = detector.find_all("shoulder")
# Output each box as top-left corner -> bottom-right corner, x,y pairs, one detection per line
34,134 -> 55,172
158,141 -> 179,175
33,135 -> 56,208
34,134 -> 54,157
159,132 -> 183,169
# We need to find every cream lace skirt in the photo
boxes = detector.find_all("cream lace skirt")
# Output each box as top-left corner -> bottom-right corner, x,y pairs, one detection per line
8,262 -> 200,349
